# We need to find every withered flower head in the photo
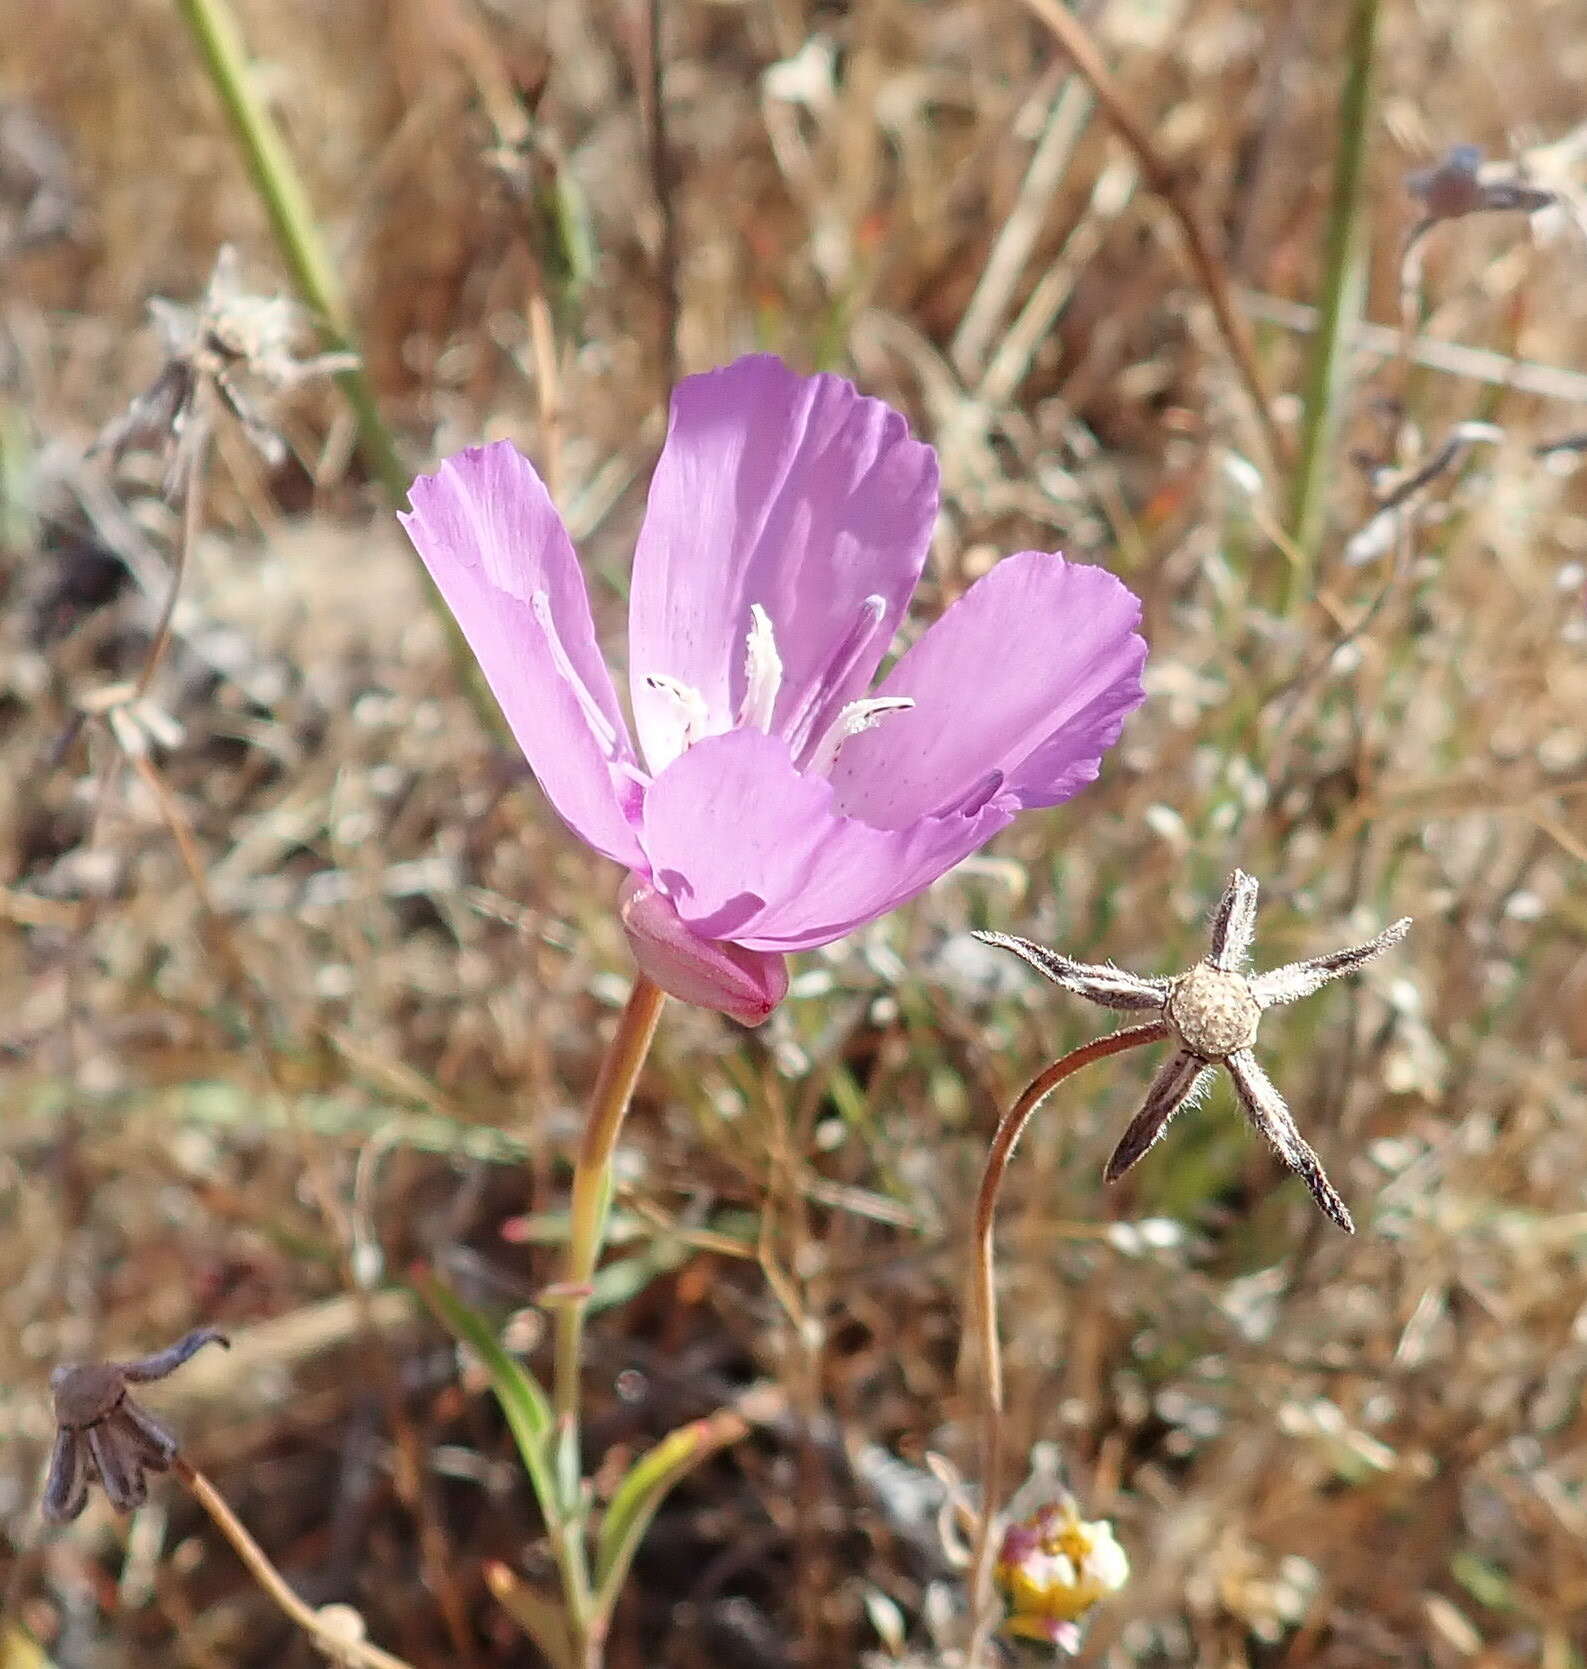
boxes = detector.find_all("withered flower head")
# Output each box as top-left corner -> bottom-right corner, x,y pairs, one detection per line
0,101 -> 76,259
43,1328 -> 228,1521
95,245 -> 355,499
977,872 -> 1410,1232
1406,144 -> 1555,225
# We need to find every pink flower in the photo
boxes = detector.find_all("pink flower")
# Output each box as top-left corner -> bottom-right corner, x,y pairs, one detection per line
400,356 -> 1145,1025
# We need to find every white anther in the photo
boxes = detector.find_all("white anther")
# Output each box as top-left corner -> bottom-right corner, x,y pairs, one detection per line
806,696 -> 915,776
644,673 -> 711,748
737,604 -> 783,733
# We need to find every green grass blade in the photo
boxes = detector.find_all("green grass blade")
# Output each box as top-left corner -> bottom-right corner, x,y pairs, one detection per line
483,1561 -> 579,1669
417,1275 -> 559,1514
593,1408 -> 748,1613
171,0 -> 505,735
1284,0 -> 1379,603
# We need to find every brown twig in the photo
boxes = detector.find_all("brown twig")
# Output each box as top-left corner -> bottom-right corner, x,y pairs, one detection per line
121,747 -> 480,1665
176,1456 -> 420,1669
1015,0 -> 1289,474
964,1023 -> 1166,1666
58,406 -> 212,1111
134,397 -> 210,702
527,289 -> 565,500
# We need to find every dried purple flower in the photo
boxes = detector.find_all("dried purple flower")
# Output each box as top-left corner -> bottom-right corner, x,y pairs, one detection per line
43,1328 -> 228,1520
1406,144 -> 1555,223
977,872 -> 1410,1231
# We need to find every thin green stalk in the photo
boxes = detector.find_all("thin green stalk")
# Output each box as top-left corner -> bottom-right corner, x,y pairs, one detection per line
172,0 -> 500,731
541,973 -> 665,1669
1284,0 -> 1379,607
172,0 -> 401,500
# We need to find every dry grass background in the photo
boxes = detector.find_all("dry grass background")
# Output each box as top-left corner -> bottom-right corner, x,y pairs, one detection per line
3,0 -> 1587,1665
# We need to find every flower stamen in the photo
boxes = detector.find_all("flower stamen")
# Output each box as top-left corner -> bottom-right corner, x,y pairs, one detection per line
643,673 -> 712,749
806,695 -> 916,776
737,603 -> 783,733
785,593 -> 889,759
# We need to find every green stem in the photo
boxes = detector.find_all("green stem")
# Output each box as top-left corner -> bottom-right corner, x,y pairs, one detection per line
172,0 -> 403,501
552,975 -> 668,1446
546,973 -> 665,1669
1284,0 -> 1379,607
171,0 -> 501,731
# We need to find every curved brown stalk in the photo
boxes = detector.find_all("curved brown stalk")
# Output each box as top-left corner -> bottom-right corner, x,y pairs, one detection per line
964,1021 -> 1166,1665
177,1457 -> 418,1669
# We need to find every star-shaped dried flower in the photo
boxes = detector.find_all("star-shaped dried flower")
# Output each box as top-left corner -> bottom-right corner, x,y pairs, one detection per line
976,873 -> 1410,1232
43,1328 -> 228,1520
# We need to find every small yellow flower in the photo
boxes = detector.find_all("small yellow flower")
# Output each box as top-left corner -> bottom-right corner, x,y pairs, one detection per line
994,1499 -> 1129,1649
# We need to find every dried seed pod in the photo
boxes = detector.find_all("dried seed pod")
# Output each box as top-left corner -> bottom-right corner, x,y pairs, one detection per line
977,872 -> 1411,1231
43,1328 -> 228,1521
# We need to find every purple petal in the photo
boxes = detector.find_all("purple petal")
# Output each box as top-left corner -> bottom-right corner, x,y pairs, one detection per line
639,730 -> 1014,952
401,443 -> 645,868
42,1429 -> 87,1523
620,880 -> 788,1024
830,551 -> 1145,827
627,356 -> 938,772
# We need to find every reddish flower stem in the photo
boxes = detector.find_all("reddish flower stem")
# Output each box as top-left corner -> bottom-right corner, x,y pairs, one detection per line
965,1021 -> 1167,1665
552,975 -> 668,1437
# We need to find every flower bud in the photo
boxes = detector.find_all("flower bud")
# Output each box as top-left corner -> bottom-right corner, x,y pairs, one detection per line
620,880 -> 788,1025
